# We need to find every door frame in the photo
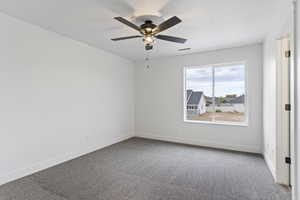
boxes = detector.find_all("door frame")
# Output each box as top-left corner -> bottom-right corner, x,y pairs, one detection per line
293,0 -> 299,199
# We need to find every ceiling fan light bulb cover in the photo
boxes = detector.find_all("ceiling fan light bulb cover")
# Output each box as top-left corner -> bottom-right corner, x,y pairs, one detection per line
143,36 -> 154,44
145,27 -> 152,33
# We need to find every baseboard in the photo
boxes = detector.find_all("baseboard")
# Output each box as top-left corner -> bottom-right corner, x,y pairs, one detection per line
137,133 -> 261,154
263,152 -> 276,181
0,134 -> 134,186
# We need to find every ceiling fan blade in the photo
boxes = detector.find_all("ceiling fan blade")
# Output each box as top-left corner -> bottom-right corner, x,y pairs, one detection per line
114,17 -> 141,32
111,36 -> 142,41
153,16 -> 182,34
145,45 -> 153,51
155,35 -> 187,43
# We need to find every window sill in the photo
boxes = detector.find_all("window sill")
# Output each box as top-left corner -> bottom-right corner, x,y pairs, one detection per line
183,119 -> 248,127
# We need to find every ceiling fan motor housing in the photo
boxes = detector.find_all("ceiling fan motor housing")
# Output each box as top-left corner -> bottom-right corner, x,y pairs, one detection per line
140,21 -> 157,34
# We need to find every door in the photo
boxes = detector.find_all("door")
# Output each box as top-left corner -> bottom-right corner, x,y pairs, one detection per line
276,36 -> 291,185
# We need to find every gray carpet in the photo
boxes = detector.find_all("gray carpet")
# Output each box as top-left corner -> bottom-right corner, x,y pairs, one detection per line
0,138 -> 291,200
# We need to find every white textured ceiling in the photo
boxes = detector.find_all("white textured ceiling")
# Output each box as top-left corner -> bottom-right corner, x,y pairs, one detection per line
0,0 -> 291,61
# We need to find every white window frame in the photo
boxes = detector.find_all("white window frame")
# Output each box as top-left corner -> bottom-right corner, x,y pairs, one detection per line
183,61 -> 249,126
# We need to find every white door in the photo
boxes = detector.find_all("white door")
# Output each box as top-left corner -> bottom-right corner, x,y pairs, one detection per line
276,36 -> 291,185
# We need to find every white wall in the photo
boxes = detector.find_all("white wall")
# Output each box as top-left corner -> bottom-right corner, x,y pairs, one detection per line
135,44 -> 263,153
263,36 -> 279,178
0,13 -> 134,185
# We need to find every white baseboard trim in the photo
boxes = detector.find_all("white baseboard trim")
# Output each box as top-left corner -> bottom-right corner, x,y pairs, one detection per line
137,133 -> 261,154
263,152 -> 276,181
0,134 -> 134,186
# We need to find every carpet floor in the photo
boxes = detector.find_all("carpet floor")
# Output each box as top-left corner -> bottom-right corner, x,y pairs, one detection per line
0,138 -> 291,200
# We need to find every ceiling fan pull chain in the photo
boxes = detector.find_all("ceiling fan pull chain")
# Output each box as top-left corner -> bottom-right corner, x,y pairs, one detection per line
146,51 -> 151,69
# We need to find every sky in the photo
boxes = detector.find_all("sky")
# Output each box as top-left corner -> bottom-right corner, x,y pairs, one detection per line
186,64 -> 245,97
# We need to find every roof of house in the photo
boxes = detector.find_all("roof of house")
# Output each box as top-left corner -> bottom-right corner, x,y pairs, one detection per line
229,95 -> 245,104
224,97 -> 235,103
205,97 -> 221,104
187,91 -> 204,105
186,90 -> 193,101
205,95 -> 244,104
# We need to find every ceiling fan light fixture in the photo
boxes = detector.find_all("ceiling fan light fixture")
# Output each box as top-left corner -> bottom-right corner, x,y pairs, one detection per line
145,27 -> 152,33
143,36 -> 154,44
111,16 -> 187,51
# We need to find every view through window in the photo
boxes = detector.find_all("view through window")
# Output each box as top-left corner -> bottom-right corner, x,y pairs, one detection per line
185,63 -> 247,124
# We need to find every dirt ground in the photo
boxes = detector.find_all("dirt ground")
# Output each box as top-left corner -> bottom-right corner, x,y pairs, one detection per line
187,112 -> 245,122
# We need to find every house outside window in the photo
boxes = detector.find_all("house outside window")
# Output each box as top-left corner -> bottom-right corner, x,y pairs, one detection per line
184,62 -> 247,126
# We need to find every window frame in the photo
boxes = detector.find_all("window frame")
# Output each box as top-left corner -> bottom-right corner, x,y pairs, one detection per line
183,61 -> 249,126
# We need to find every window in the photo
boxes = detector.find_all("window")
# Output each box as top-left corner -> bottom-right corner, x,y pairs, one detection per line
184,62 -> 247,125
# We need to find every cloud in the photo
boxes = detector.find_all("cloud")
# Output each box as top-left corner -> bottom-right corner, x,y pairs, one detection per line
186,68 -> 212,82
215,65 -> 244,82
186,65 -> 245,97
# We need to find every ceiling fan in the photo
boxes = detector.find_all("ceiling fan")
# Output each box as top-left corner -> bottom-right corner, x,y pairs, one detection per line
111,16 -> 187,51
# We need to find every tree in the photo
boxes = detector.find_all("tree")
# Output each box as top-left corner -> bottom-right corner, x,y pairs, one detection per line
219,97 -> 226,103
225,94 -> 237,98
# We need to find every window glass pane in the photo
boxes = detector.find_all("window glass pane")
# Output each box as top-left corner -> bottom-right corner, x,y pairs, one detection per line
214,64 -> 246,123
185,67 -> 213,121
